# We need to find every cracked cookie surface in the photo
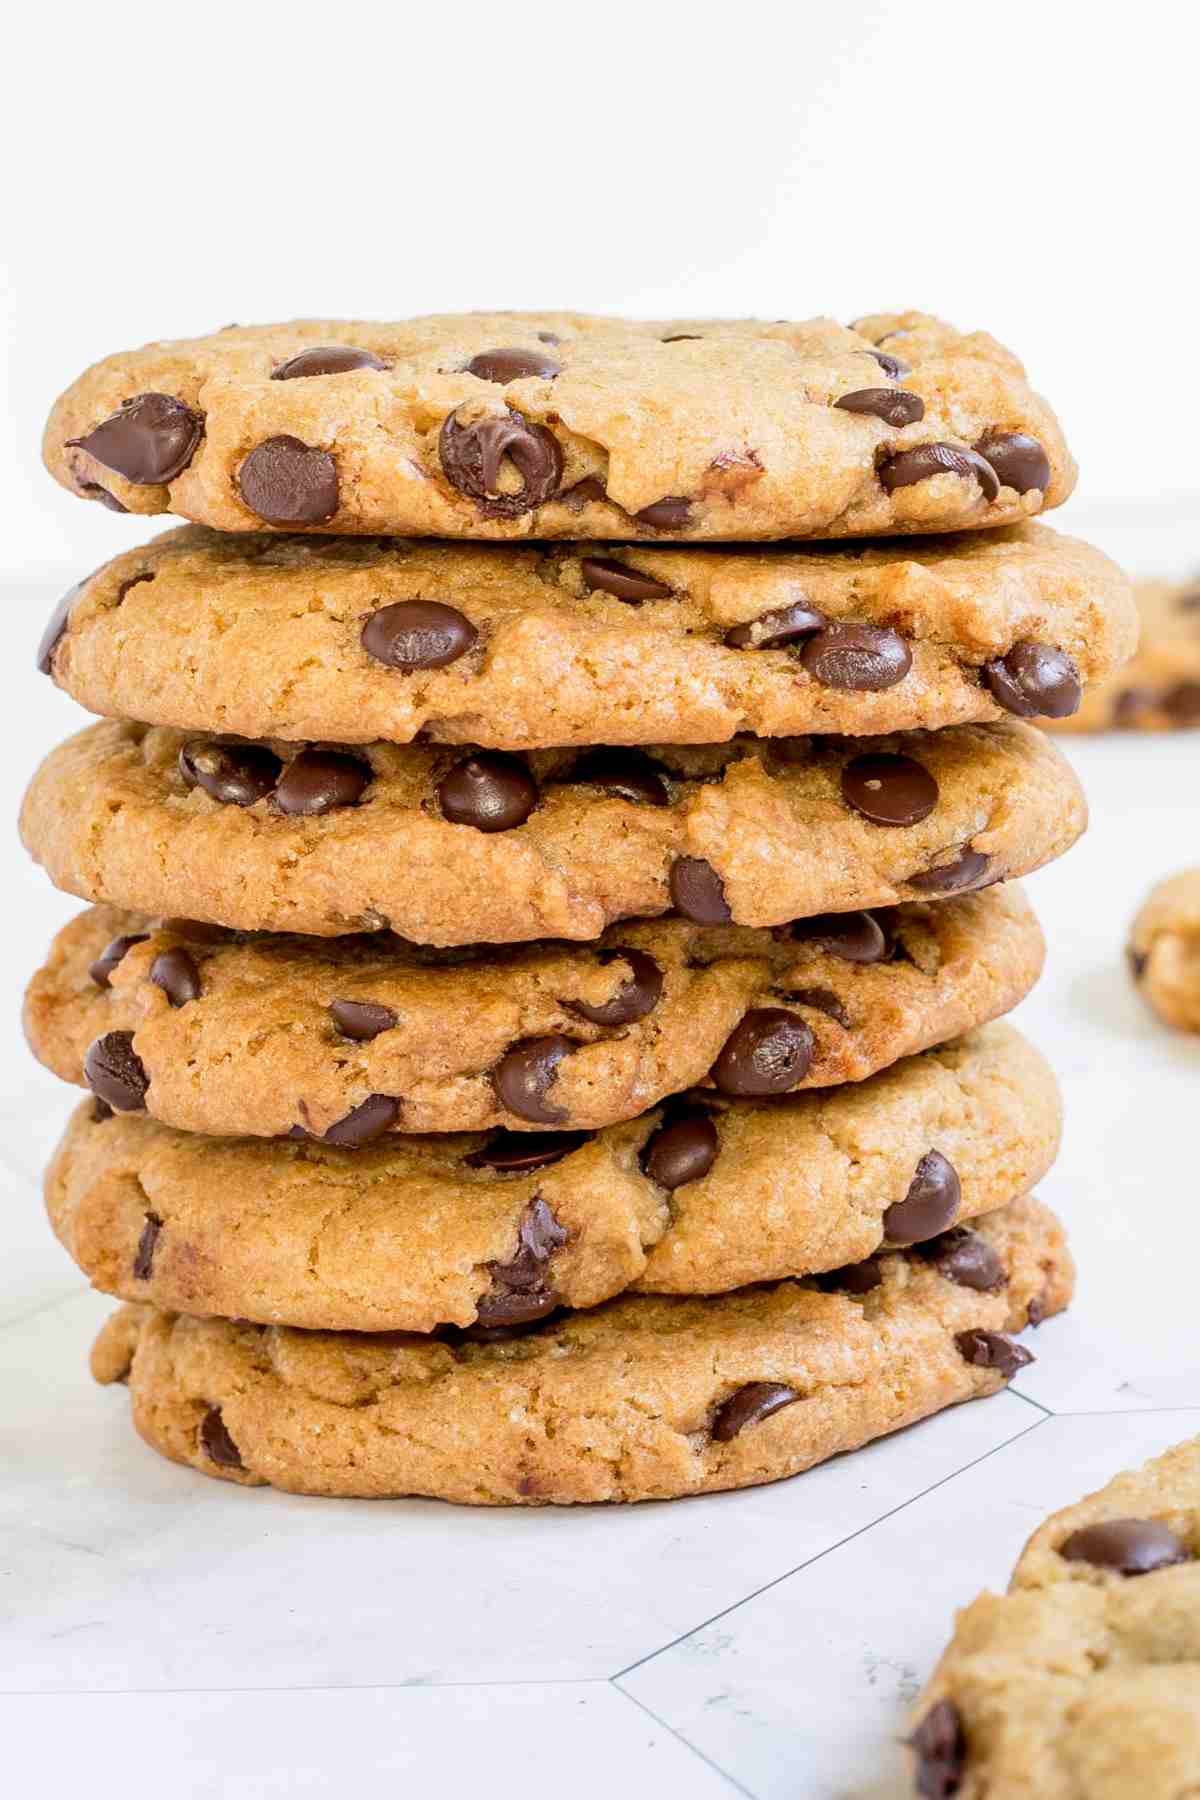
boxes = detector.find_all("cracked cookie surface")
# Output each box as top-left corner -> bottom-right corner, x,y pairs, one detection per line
1046,577 -> 1200,733
1128,869 -> 1200,1031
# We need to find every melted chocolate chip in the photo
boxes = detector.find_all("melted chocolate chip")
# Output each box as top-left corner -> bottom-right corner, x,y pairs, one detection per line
179,738 -> 283,807
200,1406 -> 243,1469
785,910 -> 889,963
725,602 -> 827,649
465,1130 -> 590,1172
908,849 -> 991,896
884,1151 -> 961,1245
867,349 -> 911,379
238,435 -> 339,525
36,582 -> 82,676
439,409 -> 562,517
984,641 -> 1082,720
561,475 -> 607,511
329,998 -> 398,1040
955,1329 -> 1033,1379
567,749 -> 671,806
973,432 -> 1051,495
917,1227 -> 1005,1291
67,393 -> 204,484
908,1699 -> 966,1800
83,1031 -> 149,1112
670,857 -> 731,924
437,753 -> 538,831
319,1094 -> 401,1146
78,482 -> 128,512
150,947 -> 201,1008
788,986 -> 851,1028
712,1381 -> 800,1443
273,749 -> 371,816
1059,1518 -> 1190,1576
475,1197 -> 568,1327
465,347 -> 562,383
835,388 -> 925,426
841,752 -> 938,827
361,600 -> 478,671
641,1110 -> 719,1189
819,1256 -> 884,1296
89,933 -> 149,989
492,1035 -> 575,1124
712,1008 -> 814,1096
569,948 -> 663,1026
800,622 -> 912,691
580,557 -> 673,603
634,496 -> 692,530
880,442 -> 1001,503
92,1099 -> 114,1122
272,345 -> 388,379
132,1212 -> 162,1281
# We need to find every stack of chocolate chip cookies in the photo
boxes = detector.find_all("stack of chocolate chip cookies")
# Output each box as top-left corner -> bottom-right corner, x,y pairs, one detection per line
22,311 -> 1135,1504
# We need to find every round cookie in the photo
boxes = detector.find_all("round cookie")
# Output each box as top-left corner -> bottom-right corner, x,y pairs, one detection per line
45,312 -> 1075,543
89,1195 -> 1072,1504
47,1024 -> 1062,1330
20,719 -> 1087,944
26,889 -> 1045,1138
1127,869 -> 1200,1030
1046,577 -> 1200,733
910,1438 -> 1200,1798
38,525 -> 1131,748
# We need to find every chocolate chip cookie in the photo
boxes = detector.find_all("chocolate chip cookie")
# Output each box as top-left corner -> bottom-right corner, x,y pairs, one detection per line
20,719 -> 1086,943
38,524 -> 1131,747
910,1436 -> 1200,1798
89,1193 -> 1070,1502
1127,870 -> 1200,1031
1046,577 -> 1200,733
44,312 -> 1075,541
27,889 -> 1044,1138
47,1023 -> 1061,1329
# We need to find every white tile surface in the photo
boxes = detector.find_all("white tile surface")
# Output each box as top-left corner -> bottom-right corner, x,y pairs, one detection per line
2,505 -> 1199,1796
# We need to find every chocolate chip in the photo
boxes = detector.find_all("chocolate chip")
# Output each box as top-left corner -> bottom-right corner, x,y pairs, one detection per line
465,1129 -> 590,1172
841,752 -> 938,826
973,432 -> 1051,495
785,910 -> 889,963
319,1094 -> 400,1146
439,409 -> 562,517
36,583 -> 82,676
787,986 -> 850,1028
150,947 -> 201,1008
662,334 -> 703,342
800,622 -> 912,691
199,1406 -> 243,1469
835,388 -> 925,426
884,1151 -> 961,1245
1164,681 -> 1200,724
725,602 -> 827,650
879,443 -> 1001,503
908,849 -> 991,896
67,393 -> 203,484
917,1228 -> 1005,1291
133,1212 -> 162,1281
329,998 -> 398,1040
1059,1518 -> 1190,1576
567,749 -> 671,806
561,475 -> 608,511
711,1008 -> 814,1096
711,1381 -> 800,1443
179,738 -> 283,807
569,948 -> 663,1026
984,641 -> 1082,720
92,1098 -> 114,1122
641,1110 -> 719,1189
238,435 -> 339,525
634,496 -> 692,530
83,1031 -> 148,1112
273,749 -> 371,816
670,857 -> 731,923
1026,1296 -> 1045,1327
361,600 -> 478,671
475,1197 -> 568,1327
954,1329 -> 1033,1379
492,1035 -> 575,1123
908,1699 -> 966,1800
271,345 -> 388,379
867,349 -> 910,379
78,482 -> 128,512
537,332 -> 560,345
465,347 -> 562,383
819,1256 -> 884,1296
437,753 -> 538,831
1127,945 -> 1148,981
580,557 -> 673,603
89,933 -> 149,989
158,920 -> 232,945
1113,687 -> 1156,727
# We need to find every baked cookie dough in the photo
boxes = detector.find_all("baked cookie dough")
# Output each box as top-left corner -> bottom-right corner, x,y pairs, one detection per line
90,1194 -> 1070,1503
47,1024 -> 1062,1330
910,1436 -> 1200,1797
1127,870 -> 1200,1031
1046,577 -> 1200,733
27,889 -> 1044,1139
38,524 -> 1132,748
20,719 -> 1086,944
45,313 -> 1074,543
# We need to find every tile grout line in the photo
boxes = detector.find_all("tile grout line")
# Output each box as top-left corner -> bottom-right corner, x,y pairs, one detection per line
610,1682 -> 758,1800
1008,1386 -> 1053,1418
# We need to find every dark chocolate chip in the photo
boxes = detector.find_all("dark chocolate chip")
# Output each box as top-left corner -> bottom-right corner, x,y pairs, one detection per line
465,347 -> 562,383
800,622 -> 912,691
1059,1518 -> 1190,1576
67,392 -> 203,484
973,432 -> 1051,495
89,933 -> 149,989
465,1130 -> 590,1172
1113,687 -> 1156,727
92,1098 -> 115,1122
580,557 -> 673,603
1027,1296 -> 1045,1327
1127,945 -> 1148,982
634,496 -> 692,530
437,753 -> 538,831
78,482 -> 128,512
273,749 -> 371,816
150,947 -> 201,1007
662,333 -> 703,342
361,600 -> 478,671
475,1197 -> 568,1327
179,738 -> 283,807
133,1212 -> 162,1281
879,443 -> 1001,503
908,1699 -> 966,1800
712,1381 -> 800,1443
819,1256 -> 884,1296
200,1406 -> 243,1469
567,748 -> 671,806
908,849 -> 991,896
36,582 -> 82,676
955,1329 -> 1034,1379
272,345 -> 388,379
319,1094 -> 401,1146
787,986 -> 851,1028
712,1008 -> 814,1096
725,602 -> 827,649
83,1031 -> 149,1112
983,641 -> 1082,720
238,435 -> 339,525
917,1227 -> 1005,1291
329,998 -> 398,1040
537,331 -> 561,345
569,948 -> 663,1026
785,910 -> 889,963
884,1151 -> 961,1245
641,1110 -> 719,1190
492,1035 -> 575,1124
1164,681 -> 1200,724
670,857 -> 731,924
867,349 -> 911,379
439,409 -> 562,517
841,752 -> 938,827
835,388 -> 925,426
561,475 -> 608,511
